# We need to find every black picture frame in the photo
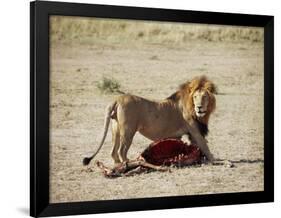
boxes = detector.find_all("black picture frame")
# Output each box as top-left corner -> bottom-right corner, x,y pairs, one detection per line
30,1 -> 274,217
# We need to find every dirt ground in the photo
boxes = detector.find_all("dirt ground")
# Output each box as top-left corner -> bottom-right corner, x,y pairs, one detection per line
49,33 -> 264,203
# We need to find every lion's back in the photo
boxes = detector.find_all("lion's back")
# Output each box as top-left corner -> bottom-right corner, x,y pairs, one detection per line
116,94 -> 155,108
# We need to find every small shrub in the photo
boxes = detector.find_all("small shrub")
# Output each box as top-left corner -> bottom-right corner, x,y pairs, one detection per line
96,77 -> 122,94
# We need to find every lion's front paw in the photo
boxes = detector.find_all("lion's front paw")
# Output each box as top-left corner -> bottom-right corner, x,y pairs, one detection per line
223,160 -> 234,168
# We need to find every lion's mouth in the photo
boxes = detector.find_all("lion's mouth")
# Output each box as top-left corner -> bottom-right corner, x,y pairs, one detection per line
198,111 -> 206,114
196,110 -> 206,117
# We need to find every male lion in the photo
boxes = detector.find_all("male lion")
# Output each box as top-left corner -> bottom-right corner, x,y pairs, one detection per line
83,76 -> 217,166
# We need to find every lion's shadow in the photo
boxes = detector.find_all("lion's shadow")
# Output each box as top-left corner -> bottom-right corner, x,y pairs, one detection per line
231,158 -> 264,164
216,158 -> 264,164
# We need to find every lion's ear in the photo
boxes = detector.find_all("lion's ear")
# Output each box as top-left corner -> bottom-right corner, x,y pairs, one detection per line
206,82 -> 218,94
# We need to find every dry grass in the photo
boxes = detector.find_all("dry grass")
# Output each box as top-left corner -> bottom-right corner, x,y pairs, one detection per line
50,16 -> 264,45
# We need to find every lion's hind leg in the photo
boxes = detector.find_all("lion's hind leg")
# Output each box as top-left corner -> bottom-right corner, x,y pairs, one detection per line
118,127 -> 136,163
111,119 -> 121,165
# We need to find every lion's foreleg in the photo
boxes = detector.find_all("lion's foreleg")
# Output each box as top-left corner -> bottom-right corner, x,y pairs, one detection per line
188,126 -> 214,162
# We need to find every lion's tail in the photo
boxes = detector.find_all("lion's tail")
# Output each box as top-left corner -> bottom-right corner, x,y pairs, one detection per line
82,101 -> 117,166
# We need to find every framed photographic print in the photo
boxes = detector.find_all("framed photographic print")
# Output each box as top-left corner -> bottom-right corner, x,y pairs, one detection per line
30,1 -> 274,217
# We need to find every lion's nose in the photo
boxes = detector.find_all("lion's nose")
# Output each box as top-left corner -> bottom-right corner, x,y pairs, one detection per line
197,106 -> 202,109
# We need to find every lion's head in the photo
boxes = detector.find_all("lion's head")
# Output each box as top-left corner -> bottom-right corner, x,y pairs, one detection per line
168,76 -> 217,125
